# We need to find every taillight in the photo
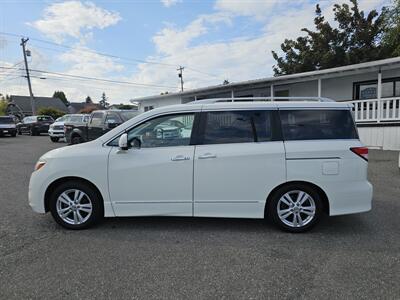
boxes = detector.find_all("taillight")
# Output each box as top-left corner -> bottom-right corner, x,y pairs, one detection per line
350,147 -> 368,161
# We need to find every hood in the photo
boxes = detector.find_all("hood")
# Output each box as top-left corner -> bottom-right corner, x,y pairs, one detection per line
39,140 -> 102,161
51,121 -> 65,126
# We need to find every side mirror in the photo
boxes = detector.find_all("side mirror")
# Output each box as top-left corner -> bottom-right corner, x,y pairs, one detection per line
130,137 -> 141,149
118,133 -> 129,150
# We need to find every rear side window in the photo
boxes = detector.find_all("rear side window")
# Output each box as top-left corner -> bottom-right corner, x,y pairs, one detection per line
280,109 -> 358,140
200,110 -> 276,145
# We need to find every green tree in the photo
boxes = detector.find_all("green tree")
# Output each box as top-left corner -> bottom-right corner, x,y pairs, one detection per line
53,91 -> 69,106
272,0 -> 387,75
85,96 -> 93,104
381,0 -> 400,56
37,107 -> 65,119
99,92 -> 109,108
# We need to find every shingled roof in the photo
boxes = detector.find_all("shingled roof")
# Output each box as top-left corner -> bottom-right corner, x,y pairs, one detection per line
10,95 -> 68,116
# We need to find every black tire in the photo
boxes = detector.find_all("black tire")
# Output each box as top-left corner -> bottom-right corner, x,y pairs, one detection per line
266,183 -> 322,233
11,133 -> 16,137
50,137 -> 59,142
71,135 -> 83,144
18,129 -> 22,135
30,128 -> 37,136
49,180 -> 104,230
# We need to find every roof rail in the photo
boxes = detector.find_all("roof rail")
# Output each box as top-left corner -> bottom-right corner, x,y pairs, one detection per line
188,96 -> 335,104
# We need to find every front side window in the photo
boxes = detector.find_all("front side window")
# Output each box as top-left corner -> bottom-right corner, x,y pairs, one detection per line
280,109 -> 358,140
90,113 -> 103,126
113,113 -> 195,148
105,113 -> 122,124
200,110 -> 275,145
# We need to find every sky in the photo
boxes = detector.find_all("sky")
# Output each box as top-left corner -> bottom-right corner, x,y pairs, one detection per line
0,0 -> 391,104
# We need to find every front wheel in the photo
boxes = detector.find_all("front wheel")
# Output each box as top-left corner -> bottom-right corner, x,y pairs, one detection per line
49,181 -> 103,229
267,184 -> 322,233
50,137 -> 59,142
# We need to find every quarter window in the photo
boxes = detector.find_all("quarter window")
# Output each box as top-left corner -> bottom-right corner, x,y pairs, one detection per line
200,110 -> 275,145
280,109 -> 358,140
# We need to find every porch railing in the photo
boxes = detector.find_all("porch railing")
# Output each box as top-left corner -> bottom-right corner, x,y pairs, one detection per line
347,97 -> 400,123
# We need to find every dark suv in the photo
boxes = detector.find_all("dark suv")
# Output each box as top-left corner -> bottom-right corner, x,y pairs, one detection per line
0,116 -> 17,137
17,115 -> 54,136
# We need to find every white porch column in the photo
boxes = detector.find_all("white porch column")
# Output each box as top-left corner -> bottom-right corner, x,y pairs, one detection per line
317,78 -> 322,98
378,69 -> 382,122
231,90 -> 234,101
270,84 -> 274,101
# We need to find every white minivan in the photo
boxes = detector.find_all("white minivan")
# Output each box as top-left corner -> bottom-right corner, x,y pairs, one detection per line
29,98 -> 373,232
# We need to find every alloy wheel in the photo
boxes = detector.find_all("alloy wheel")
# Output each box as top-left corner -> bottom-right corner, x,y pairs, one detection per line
56,189 -> 93,225
277,190 -> 316,228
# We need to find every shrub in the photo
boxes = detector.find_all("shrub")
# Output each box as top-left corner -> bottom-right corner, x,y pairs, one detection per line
0,100 -> 8,116
37,107 -> 65,119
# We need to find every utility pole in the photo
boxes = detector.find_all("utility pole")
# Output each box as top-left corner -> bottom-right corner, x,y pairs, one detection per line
20,38 -> 35,115
177,66 -> 184,92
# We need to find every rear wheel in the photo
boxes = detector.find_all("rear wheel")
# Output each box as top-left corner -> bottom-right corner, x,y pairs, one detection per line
50,137 -> 59,142
71,135 -> 83,144
267,184 -> 322,233
49,181 -> 103,229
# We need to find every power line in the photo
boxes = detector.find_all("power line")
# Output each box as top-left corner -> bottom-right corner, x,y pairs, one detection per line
0,66 -> 178,89
0,31 -> 225,80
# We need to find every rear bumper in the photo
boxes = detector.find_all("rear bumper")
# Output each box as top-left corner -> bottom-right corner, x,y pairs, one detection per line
327,181 -> 373,216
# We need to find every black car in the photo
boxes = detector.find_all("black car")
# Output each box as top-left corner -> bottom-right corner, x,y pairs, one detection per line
0,116 -> 17,137
17,115 -> 54,136
65,110 -> 139,144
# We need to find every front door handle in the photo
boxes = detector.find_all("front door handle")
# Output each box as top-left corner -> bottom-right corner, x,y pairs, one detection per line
198,153 -> 217,159
171,155 -> 190,161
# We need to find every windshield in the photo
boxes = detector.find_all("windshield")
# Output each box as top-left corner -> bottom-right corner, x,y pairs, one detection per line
56,116 -> 67,122
0,117 -> 14,124
37,116 -> 54,122
120,111 -> 140,121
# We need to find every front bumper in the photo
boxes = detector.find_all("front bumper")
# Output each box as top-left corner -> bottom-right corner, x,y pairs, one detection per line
29,169 -> 47,214
48,129 -> 65,137
0,128 -> 16,135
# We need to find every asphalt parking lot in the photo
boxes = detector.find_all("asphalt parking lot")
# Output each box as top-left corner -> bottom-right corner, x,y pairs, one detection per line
0,135 -> 399,299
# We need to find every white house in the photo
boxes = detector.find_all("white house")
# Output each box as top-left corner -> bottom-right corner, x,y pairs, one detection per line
132,57 -> 400,150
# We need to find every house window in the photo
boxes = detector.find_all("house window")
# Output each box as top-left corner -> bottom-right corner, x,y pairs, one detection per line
144,106 -> 154,112
354,77 -> 400,100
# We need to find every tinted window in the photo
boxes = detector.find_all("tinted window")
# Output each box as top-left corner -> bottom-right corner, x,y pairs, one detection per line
90,113 -> 103,126
0,117 -> 14,124
280,109 -> 358,140
201,110 -> 274,144
37,116 -> 53,122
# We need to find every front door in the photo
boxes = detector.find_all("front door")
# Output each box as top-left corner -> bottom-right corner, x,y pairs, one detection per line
88,112 -> 105,141
194,109 -> 286,218
108,113 -> 196,217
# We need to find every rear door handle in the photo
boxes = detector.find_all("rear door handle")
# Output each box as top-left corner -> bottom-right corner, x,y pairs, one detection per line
198,153 -> 217,159
171,155 -> 190,161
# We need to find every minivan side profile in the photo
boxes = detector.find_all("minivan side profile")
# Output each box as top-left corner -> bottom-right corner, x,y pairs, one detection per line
29,99 -> 372,232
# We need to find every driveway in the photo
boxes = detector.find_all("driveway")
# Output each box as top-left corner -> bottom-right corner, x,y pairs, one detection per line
0,135 -> 399,299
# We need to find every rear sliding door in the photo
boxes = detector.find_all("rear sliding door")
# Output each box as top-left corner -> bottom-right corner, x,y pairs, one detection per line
193,109 -> 286,218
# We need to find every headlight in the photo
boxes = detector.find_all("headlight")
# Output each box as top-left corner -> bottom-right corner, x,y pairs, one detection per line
34,161 -> 46,171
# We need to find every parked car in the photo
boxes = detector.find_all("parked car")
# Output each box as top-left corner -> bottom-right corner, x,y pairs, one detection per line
64,110 -> 139,145
0,116 -> 17,137
17,115 -> 54,136
29,99 -> 373,232
48,114 -> 89,142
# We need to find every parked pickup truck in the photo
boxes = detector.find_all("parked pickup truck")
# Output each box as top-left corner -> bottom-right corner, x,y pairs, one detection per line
65,110 -> 140,144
